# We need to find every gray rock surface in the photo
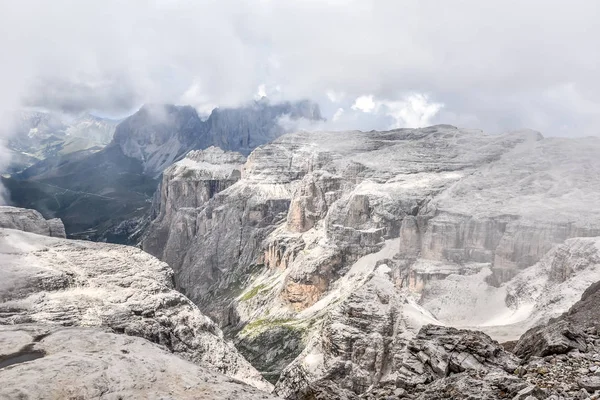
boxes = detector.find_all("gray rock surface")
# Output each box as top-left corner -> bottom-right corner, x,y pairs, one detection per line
0,324 -> 278,400
0,206 -> 65,237
281,323 -> 599,400
143,147 -> 246,273
140,126 -> 600,396
513,320 -> 588,359
277,323 -> 523,399
299,319 -> 600,400
579,376 -> 600,393
515,278 -> 600,359
0,226 -> 271,392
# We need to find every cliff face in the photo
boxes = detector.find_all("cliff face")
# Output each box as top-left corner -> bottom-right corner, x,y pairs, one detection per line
141,126 -> 600,394
143,147 -> 247,274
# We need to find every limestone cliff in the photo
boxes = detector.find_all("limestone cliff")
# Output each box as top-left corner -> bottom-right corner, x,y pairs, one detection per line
141,125 -> 600,395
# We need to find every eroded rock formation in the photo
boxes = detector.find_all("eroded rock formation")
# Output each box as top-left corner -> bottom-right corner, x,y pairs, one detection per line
141,126 -> 600,396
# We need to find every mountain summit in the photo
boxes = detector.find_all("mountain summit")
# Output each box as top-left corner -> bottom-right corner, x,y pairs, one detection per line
112,100 -> 323,176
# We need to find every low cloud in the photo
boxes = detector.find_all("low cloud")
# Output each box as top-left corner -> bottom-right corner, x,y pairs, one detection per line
350,93 -> 444,129
22,75 -> 141,115
352,96 -> 377,113
0,0 -> 598,137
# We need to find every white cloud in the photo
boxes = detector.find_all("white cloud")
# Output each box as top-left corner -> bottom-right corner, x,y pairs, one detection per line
332,108 -> 344,121
256,84 -> 268,99
180,80 -> 218,116
0,0 -> 599,137
382,94 -> 444,129
352,95 -> 376,113
348,93 -> 443,129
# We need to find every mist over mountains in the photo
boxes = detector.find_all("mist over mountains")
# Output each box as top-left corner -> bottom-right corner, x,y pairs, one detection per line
2,1 -> 600,399
1,99 -> 322,242
5,111 -> 118,173
3,122 -> 600,399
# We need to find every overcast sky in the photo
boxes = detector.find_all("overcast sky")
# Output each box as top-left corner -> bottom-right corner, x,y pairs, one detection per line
1,0 -> 599,136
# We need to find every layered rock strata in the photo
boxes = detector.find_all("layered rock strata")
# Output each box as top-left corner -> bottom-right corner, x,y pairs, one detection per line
141,126 -> 600,394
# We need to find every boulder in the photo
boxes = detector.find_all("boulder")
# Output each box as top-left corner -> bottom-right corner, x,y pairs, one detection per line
0,206 -> 65,238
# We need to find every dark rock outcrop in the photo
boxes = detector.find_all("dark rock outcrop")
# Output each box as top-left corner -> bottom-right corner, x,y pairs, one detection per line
515,280 -> 600,359
513,320 -> 588,358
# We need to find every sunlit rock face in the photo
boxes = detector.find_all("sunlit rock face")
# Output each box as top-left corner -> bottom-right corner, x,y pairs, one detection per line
142,125 -> 600,394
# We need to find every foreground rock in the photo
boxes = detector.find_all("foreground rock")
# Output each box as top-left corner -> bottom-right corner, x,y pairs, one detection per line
498,279 -> 600,399
0,226 -> 271,391
282,324 -> 600,400
515,277 -> 600,359
0,324 -> 278,400
303,321 -> 600,400
0,206 -> 65,237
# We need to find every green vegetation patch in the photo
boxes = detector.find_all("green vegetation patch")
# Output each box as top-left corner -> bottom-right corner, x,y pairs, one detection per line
240,283 -> 268,301
240,318 -> 298,336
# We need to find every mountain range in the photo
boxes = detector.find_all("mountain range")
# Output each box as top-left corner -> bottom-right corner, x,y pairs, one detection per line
140,126 -> 600,398
5,110 -> 118,174
2,99 -> 323,242
2,109 -> 600,399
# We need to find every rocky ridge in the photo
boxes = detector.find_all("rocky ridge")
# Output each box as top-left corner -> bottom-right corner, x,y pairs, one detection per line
0,205 -> 65,238
141,125 -> 600,396
0,207 -> 272,393
113,100 -> 322,177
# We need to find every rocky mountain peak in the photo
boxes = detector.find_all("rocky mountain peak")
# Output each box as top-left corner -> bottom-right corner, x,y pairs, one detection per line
111,100 -> 322,177
0,206 -> 65,238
